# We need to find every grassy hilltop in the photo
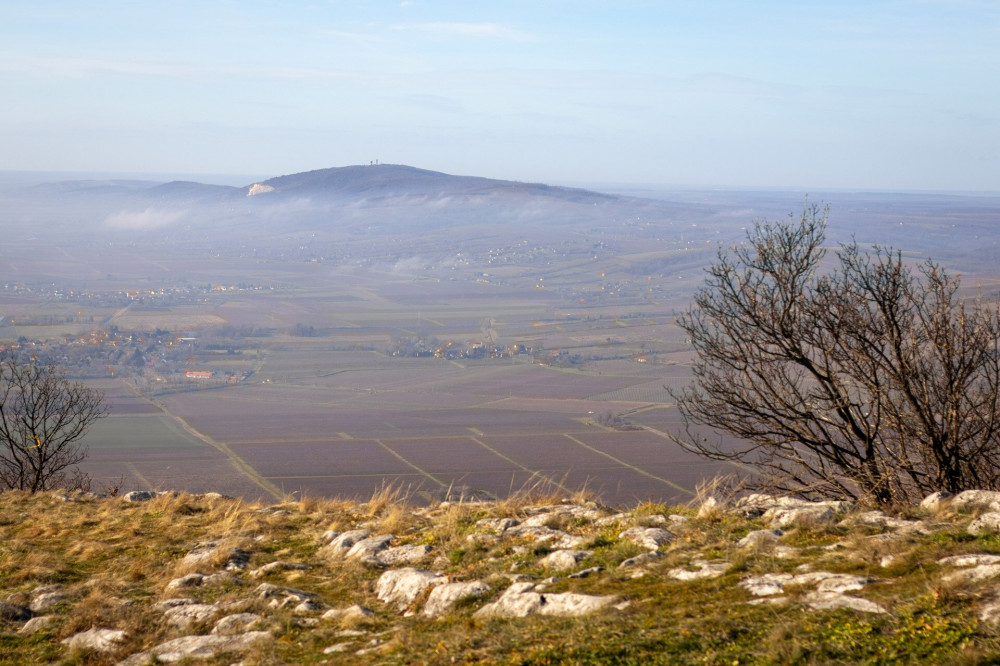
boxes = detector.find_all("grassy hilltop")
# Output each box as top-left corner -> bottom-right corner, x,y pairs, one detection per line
3,486 -> 1000,664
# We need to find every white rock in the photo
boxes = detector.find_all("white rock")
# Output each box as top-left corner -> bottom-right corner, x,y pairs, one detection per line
938,554 -> 1000,567
376,544 -> 432,567
920,491 -> 953,513
116,631 -> 270,665
374,568 -> 446,612
618,552 -> 663,569
211,613 -> 263,635
668,560 -> 728,581
164,603 -> 221,630
953,490 -> 1000,512
319,529 -> 372,558
61,628 -> 126,652
764,505 -> 835,528
345,534 -> 394,564
942,563 -> 1000,584
505,525 -> 586,548
423,581 -> 491,617
321,605 -> 376,622
737,529 -> 784,548
473,582 -> 619,618
968,512 -> 1000,535
740,573 -> 794,597
29,591 -> 66,612
164,573 -> 205,593
802,591 -> 886,613
619,526 -> 672,550
123,490 -> 156,502
475,517 -> 521,532
538,550 -> 593,570
696,497 -> 719,519
18,615 -> 54,636
248,561 -> 309,578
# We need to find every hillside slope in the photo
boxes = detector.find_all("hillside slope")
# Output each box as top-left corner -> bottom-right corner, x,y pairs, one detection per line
3,487 -> 1000,664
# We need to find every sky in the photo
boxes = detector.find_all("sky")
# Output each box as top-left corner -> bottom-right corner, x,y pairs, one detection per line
2,1 -> 999,191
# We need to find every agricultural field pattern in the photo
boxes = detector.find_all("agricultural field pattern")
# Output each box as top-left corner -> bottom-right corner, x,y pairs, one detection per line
2,165 -> 999,505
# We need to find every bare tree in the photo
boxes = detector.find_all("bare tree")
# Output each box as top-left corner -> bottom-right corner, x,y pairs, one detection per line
0,358 -> 107,492
672,205 -> 1000,505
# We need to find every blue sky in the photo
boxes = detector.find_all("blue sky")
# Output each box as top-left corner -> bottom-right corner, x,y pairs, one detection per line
2,1 -> 998,191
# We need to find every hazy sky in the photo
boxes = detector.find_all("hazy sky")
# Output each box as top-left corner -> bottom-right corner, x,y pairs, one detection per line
2,1 -> 998,191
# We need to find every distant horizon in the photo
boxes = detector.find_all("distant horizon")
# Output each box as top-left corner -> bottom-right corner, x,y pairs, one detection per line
2,164 -> 998,199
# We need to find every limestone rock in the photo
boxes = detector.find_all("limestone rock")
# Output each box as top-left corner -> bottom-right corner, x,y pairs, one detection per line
920,491 -> 953,513
668,560 -> 728,581
737,529 -> 784,548
249,561 -> 309,578
211,613 -> 264,635
763,505 -> 834,528
505,525 -> 586,549
953,490 -> 1000,512
376,544 -> 433,567
181,542 -> 250,571
802,591 -> 886,613
255,583 -> 317,609
17,615 -> 53,635
538,549 -> 592,570
938,554 -> 1000,567
619,526 -> 672,550
318,529 -> 371,558
345,534 -> 394,564
62,628 -> 126,652
321,605 -> 376,623
116,631 -> 270,665
696,496 -> 719,519
29,585 -> 66,612
423,581 -> 491,617
941,563 -> 1000,584
374,568 -> 446,612
163,603 -> 222,630
968,512 -> 1000,535
473,582 -> 619,618
475,517 -> 520,532
122,490 -> 156,503
618,551 -> 663,569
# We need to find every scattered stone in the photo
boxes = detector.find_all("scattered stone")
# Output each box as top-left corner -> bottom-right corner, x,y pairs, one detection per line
345,534 -> 394,564
968,512 -> 1000,535
473,582 -> 620,618
116,631 -> 270,665
737,529 -> 784,548
920,491 -> 953,513
249,561 -> 309,578
938,554 -> 1000,567
668,560 -> 728,581
849,511 -> 928,534
181,542 -> 250,571
321,605 -> 376,623
164,573 -> 206,593
29,590 -> 66,613
538,549 -> 592,570
618,552 -> 663,569
505,525 -> 586,549
122,490 -> 156,503
61,628 -> 126,652
475,517 -> 521,532
0,602 -> 33,622
740,572 -> 876,597
952,490 -> 1000,513
619,526 -> 672,550
740,573 -> 795,597
319,529 -> 372,558
802,591 -> 886,614
568,566 -> 604,579
696,497 -> 720,519
255,583 -> 317,609
374,568 -> 447,612
376,544 -> 433,567
211,613 -> 264,635
164,603 -> 222,630
763,505 -> 835,528
423,581 -> 491,617
18,615 -> 53,635
941,564 -> 1000,584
